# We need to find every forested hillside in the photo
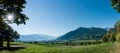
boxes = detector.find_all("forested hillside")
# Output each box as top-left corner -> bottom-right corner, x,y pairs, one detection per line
57,27 -> 107,41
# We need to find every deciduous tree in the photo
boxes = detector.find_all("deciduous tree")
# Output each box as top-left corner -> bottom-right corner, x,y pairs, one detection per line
111,0 -> 120,12
0,0 -> 28,48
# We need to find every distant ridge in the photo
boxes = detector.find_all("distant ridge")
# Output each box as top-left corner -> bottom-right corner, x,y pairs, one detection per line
56,27 -> 107,41
18,34 -> 56,41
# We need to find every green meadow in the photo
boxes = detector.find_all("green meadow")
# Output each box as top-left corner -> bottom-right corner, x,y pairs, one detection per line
0,42 -> 115,53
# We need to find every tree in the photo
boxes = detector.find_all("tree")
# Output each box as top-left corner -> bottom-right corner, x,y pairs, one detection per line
10,30 -> 20,41
0,17 -> 8,47
102,20 -> 120,42
0,0 -> 28,48
0,18 -> 20,47
102,35 -> 108,43
102,28 -> 116,42
102,0 -> 120,42
108,29 -> 116,42
109,0 -> 120,42
114,20 -> 120,32
3,26 -> 20,47
0,0 -> 28,25
111,0 -> 120,12
114,20 -> 120,42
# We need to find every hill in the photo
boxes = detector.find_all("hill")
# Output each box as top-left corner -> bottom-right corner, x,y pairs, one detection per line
18,34 -> 56,41
57,27 -> 107,41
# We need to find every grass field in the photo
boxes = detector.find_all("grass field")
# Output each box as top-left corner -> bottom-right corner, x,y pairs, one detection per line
0,42 -> 114,53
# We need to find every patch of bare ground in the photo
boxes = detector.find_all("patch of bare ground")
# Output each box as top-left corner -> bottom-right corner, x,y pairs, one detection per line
110,42 -> 120,53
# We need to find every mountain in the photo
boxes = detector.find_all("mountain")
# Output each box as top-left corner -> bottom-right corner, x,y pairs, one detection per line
56,27 -> 107,41
18,34 -> 56,41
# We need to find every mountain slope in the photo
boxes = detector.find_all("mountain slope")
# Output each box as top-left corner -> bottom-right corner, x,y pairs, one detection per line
18,34 -> 56,41
57,27 -> 107,40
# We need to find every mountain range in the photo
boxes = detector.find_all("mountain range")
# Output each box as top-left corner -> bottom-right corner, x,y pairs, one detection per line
18,34 -> 56,41
56,27 -> 107,41
18,27 -> 108,42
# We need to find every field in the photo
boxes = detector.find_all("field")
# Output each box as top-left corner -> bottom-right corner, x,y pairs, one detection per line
0,42 -> 115,53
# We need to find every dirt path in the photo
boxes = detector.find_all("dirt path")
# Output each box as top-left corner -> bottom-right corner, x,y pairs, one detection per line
110,42 -> 120,53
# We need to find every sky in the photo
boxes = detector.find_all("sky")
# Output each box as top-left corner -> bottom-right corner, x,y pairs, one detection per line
11,0 -> 120,37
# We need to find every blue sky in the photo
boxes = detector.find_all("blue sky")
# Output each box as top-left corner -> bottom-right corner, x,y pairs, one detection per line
11,0 -> 120,36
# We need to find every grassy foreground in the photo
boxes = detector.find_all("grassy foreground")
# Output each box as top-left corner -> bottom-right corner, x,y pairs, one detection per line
0,42 -> 113,53
0,42 -> 114,53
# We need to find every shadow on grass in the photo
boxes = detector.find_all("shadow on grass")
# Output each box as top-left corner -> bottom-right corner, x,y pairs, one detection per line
0,46 -> 26,51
